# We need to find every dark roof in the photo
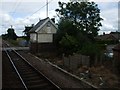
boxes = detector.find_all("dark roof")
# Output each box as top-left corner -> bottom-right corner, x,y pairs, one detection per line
29,17 -> 49,33
96,32 -> 120,40
110,32 -> 120,34
111,33 -> 120,39
23,26 -> 33,32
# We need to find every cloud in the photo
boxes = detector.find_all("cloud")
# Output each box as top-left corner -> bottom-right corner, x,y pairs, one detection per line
93,1 -> 118,35
0,1 -> 56,36
90,0 -> 119,2
1,0 -> 48,2
0,10 -> 14,35
99,7 -> 118,33
0,0 -> 119,36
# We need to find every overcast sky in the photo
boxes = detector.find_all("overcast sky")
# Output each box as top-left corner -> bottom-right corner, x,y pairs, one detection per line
0,0 -> 119,36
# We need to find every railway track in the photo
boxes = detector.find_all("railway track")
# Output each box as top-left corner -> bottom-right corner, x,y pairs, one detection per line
3,41 -> 61,89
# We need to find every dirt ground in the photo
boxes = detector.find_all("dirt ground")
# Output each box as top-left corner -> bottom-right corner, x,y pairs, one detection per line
36,53 -> 120,89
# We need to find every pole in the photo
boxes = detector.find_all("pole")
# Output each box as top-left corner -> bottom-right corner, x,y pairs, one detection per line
46,0 -> 48,17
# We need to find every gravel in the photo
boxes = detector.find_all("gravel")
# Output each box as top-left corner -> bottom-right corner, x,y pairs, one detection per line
2,52 -> 24,88
18,50 -> 95,88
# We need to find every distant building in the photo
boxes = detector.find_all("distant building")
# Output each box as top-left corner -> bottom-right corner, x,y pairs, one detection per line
29,17 -> 57,53
95,32 -> 120,58
96,32 -> 120,41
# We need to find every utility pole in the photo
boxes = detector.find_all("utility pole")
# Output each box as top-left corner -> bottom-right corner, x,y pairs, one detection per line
46,0 -> 48,17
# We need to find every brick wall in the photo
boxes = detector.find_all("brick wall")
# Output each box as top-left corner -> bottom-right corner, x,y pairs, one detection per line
30,42 -> 57,54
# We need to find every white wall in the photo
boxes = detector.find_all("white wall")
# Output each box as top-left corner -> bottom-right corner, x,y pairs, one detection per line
38,34 -> 53,43
37,22 -> 57,34
30,33 -> 36,42
30,21 -> 57,43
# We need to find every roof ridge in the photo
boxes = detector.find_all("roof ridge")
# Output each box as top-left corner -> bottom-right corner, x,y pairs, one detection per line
40,17 -> 49,21
29,17 -> 50,33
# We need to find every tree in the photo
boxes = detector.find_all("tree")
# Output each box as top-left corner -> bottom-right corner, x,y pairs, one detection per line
59,33 -> 79,55
55,0 -> 103,56
2,34 -> 8,40
56,19 -> 89,56
56,1 -> 103,40
7,27 -> 18,40
79,42 -> 102,66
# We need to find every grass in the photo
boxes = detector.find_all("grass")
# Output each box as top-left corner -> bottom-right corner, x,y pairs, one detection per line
7,39 -> 19,46
6,37 -> 26,46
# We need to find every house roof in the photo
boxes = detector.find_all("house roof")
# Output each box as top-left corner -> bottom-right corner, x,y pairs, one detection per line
111,33 -> 120,39
96,32 -> 120,40
29,17 -> 57,33
23,26 -> 33,33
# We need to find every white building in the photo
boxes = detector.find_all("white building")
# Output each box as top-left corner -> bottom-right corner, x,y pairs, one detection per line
29,17 -> 58,53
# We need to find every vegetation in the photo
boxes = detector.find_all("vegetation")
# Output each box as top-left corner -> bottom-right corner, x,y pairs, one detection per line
55,0 -> 103,57
2,27 -> 18,40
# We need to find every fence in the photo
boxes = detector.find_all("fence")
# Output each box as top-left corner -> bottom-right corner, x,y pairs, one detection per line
63,54 -> 90,70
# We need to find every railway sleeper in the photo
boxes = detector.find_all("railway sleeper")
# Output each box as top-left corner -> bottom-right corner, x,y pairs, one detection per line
14,61 -> 29,66
23,76 -> 42,81
27,83 -> 51,88
17,68 -> 35,72
19,71 -> 37,75
14,62 -> 29,65
21,73 -> 40,78
16,65 -> 32,69
25,79 -> 45,84
25,80 -> 48,86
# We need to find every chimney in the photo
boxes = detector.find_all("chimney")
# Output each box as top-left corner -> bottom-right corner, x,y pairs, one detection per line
31,24 -> 34,27
51,18 -> 55,23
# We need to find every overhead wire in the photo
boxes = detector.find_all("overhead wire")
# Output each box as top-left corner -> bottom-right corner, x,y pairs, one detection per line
5,0 -> 54,31
11,0 -> 22,17
8,0 -> 22,28
26,0 -> 54,19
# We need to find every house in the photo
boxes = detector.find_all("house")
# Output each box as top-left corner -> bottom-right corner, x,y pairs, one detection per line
29,17 -> 57,53
95,32 -> 120,58
113,44 -> 120,74
96,32 -> 120,41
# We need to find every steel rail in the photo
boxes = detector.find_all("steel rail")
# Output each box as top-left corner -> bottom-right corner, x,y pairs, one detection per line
13,49 -> 61,90
3,41 -> 61,89
4,49 -> 28,90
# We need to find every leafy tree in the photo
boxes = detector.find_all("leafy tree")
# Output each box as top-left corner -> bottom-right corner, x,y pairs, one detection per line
59,33 -> 79,55
56,19 -> 78,43
79,42 -> 102,66
55,0 -> 103,56
7,28 -> 18,40
2,34 -> 8,40
56,1 -> 103,40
